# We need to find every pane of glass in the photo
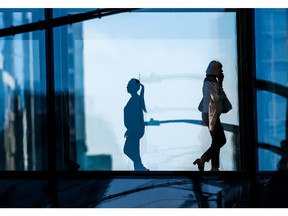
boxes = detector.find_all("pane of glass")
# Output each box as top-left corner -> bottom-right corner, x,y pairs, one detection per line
58,176 -> 252,208
0,9 -> 47,170
53,9 -> 86,170
255,9 -> 288,171
0,179 -> 49,207
0,9 -> 42,29
55,10 -> 239,171
58,178 -> 111,207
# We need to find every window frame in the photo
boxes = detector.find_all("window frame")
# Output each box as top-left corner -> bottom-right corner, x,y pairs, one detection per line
0,8 -> 259,207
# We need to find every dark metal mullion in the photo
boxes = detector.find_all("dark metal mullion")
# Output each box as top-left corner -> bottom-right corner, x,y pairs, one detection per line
45,8 -> 58,207
236,9 -> 258,206
237,9 -> 257,172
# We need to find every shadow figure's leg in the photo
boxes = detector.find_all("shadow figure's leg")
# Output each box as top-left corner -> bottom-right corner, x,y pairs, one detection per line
124,135 -> 147,171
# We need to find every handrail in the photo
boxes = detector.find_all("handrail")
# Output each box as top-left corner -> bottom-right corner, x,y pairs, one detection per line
0,8 -> 138,37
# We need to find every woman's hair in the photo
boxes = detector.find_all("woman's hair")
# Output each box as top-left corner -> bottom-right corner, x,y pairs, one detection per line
129,78 -> 147,113
206,60 -> 222,76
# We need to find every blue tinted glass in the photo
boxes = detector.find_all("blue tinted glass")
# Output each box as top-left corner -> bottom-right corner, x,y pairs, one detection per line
0,179 -> 49,207
0,9 -> 42,29
58,177 -> 251,207
0,9 -> 47,170
255,9 -> 288,171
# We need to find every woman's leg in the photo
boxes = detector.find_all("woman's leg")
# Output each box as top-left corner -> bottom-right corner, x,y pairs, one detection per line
201,114 -> 226,169
200,113 -> 212,162
208,116 -> 226,169
193,113 -> 209,171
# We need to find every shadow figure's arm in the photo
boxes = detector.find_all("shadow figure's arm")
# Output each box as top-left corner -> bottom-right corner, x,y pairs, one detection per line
145,118 -> 239,134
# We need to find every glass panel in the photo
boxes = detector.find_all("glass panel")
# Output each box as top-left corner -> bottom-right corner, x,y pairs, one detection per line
255,9 -> 288,171
55,9 -> 239,171
53,9 -> 86,170
0,9 -> 42,29
0,9 -> 47,170
58,178 -> 111,207
0,179 -> 49,207
58,176 -> 252,208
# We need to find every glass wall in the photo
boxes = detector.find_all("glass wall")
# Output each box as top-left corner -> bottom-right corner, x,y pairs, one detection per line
0,7 -> 287,207
0,9 -> 255,172
93,176 -> 251,208
255,9 -> 288,171
54,9 -> 239,171
0,9 -> 47,170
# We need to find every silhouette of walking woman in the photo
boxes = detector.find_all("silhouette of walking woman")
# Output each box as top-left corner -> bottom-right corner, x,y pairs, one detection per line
123,78 -> 149,171
194,60 -> 231,171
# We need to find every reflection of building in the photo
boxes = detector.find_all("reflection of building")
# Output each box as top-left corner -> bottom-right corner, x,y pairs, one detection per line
1,12 -> 31,170
64,20 -> 112,170
57,18 -> 110,170
52,18 -> 84,170
0,11 -> 48,171
67,23 -> 86,168
0,68 -> 17,170
65,22 -> 87,170
255,9 -> 288,170
0,9 -> 109,171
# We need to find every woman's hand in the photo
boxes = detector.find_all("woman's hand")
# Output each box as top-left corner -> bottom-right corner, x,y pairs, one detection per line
218,72 -> 224,86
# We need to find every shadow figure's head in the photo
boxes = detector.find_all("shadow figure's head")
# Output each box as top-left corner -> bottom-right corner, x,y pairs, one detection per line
206,60 -> 223,77
127,78 -> 140,94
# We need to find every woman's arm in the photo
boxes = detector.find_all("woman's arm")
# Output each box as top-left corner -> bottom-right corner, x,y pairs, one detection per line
210,82 -> 223,102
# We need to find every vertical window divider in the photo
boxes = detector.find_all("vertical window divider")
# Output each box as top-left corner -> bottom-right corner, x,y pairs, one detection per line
237,9 -> 258,171
237,8 -> 258,206
45,8 -> 58,207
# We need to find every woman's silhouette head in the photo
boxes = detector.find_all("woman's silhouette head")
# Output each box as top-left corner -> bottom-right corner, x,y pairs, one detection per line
127,78 -> 140,94
206,60 -> 223,77
126,78 -> 147,113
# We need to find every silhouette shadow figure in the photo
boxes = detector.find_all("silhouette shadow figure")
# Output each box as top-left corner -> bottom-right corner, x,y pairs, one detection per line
123,78 -> 149,171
